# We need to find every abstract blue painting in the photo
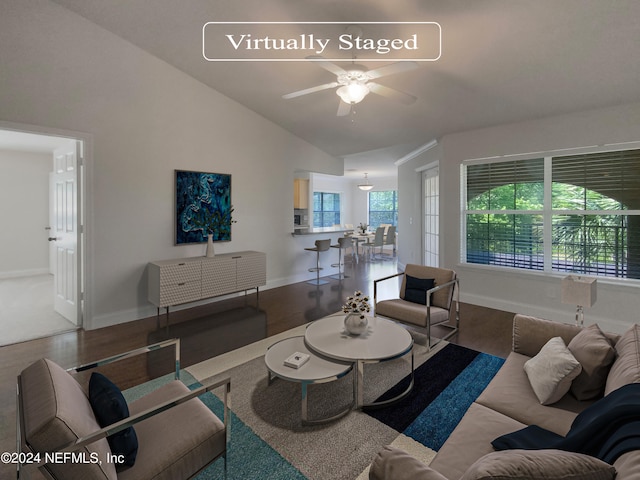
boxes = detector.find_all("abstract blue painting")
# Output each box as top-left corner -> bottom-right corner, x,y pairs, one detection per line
175,170 -> 232,244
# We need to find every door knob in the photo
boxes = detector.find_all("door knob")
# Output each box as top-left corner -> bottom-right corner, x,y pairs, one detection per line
48,237 -> 58,242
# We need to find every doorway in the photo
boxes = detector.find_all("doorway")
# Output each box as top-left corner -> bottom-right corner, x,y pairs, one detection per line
0,127 -> 84,345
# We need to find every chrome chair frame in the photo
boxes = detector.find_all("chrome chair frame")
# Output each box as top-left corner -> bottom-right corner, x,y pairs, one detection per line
16,339 -> 231,480
374,272 -> 460,351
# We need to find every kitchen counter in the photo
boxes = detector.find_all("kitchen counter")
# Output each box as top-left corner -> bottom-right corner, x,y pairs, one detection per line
291,226 -> 354,236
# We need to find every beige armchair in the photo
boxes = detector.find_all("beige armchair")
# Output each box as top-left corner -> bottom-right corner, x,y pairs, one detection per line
16,339 -> 230,480
374,264 -> 459,350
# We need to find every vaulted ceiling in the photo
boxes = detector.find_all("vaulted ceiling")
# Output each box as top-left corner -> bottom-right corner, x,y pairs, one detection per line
48,0 -> 640,178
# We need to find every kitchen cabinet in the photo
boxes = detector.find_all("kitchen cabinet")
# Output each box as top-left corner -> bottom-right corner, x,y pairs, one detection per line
294,179 -> 309,209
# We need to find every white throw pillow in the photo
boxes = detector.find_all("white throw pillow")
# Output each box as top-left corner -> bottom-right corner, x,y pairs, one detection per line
524,337 -> 582,405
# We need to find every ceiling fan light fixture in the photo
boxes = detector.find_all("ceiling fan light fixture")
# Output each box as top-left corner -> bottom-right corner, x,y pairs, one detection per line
337,82 -> 370,104
358,173 -> 374,191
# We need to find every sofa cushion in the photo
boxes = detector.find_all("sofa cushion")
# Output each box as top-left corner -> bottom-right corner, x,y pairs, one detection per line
403,275 -> 435,305
460,449 -> 616,480
429,402 -> 528,480
118,380 -> 226,480
511,314 -> 621,358
19,359 -> 117,480
614,450 -> 640,480
89,372 -> 138,469
605,324 -> 640,396
512,314 -> 581,357
369,446 -> 447,480
476,352 -> 588,435
375,299 -> 450,328
568,324 -> 616,401
524,337 -> 582,405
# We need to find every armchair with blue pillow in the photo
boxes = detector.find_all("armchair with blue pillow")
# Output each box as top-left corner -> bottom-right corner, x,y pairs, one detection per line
16,338 -> 230,480
374,264 -> 459,350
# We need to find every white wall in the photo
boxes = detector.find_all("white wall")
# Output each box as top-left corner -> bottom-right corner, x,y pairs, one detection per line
0,1 -> 343,329
0,149 -> 51,278
396,144 -> 442,267
399,102 -> 640,333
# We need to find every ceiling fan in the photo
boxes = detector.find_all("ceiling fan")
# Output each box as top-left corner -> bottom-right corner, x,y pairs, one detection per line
282,56 -> 419,116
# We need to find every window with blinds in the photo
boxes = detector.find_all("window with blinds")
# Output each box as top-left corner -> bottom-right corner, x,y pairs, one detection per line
464,148 -> 640,279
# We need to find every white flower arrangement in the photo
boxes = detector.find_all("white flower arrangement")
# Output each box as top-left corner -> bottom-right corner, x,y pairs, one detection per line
342,290 -> 371,319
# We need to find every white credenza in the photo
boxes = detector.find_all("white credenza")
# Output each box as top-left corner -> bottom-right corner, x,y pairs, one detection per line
148,251 -> 266,321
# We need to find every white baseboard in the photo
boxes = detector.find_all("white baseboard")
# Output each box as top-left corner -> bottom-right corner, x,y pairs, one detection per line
461,292 -> 632,335
0,268 -> 50,279
87,272 -> 332,330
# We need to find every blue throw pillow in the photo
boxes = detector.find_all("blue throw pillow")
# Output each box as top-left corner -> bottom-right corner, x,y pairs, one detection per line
404,275 -> 435,305
88,372 -> 138,469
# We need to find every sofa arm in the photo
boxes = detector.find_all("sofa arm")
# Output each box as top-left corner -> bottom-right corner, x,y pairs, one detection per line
369,446 -> 449,480
512,314 -> 582,357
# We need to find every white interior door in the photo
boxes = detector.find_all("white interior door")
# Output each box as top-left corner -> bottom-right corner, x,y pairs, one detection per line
52,140 -> 81,325
423,166 -> 440,267
48,172 -> 56,275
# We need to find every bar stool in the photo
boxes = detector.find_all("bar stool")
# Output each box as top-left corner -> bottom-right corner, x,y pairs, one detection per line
330,236 -> 355,280
305,239 -> 331,285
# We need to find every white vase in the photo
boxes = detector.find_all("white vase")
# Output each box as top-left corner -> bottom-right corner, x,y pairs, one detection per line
344,313 -> 368,336
205,234 -> 215,257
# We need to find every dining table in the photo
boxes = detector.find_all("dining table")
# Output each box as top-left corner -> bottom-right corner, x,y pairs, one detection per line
349,232 -> 375,259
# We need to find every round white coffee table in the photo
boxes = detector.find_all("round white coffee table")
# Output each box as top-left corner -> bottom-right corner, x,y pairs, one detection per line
304,313 -> 414,409
264,335 -> 354,425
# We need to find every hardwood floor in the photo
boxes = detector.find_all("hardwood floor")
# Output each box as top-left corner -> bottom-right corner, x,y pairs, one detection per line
0,258 -> 514,478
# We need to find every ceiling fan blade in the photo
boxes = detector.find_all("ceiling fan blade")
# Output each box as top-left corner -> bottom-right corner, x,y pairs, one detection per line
282,82 -> 339,99
367,61 -> 419,80
306,55 -> 347,76
368,82 -> 417,105
336,100 -> 351,116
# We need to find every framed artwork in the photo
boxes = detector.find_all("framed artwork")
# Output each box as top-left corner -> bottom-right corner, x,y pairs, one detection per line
175,170 -> 232,244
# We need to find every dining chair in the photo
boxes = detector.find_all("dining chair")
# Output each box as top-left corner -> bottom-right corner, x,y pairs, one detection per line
362,227 -> 385,261
381,225 -> 396,259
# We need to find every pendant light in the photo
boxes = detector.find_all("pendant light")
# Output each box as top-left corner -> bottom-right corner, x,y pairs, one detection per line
358,173 -> 374,191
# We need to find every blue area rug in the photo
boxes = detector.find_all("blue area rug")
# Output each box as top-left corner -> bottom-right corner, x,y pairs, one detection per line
367,343 -> 505,450
192,385 -> 307,480
124,342 -> 504,480
123,372 -> 307,480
